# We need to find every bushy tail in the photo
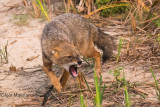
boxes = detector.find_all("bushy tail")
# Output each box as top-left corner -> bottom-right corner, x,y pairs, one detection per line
94,29 -> 115,63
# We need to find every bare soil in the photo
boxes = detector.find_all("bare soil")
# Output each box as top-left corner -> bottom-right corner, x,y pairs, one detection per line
0,0 -> 160,107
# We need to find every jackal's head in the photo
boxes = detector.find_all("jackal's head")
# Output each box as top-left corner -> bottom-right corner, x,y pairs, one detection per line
51,42 -> 82,77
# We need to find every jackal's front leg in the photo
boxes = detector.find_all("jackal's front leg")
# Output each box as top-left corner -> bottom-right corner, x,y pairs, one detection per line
59,68 -> 70,90
94,51 -> 102,78
42,59 -> 62,92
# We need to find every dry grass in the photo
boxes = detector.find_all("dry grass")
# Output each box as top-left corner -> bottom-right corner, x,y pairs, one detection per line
0,41 -> 8,64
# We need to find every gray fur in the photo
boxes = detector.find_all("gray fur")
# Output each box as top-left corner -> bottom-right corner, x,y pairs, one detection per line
41,13 -> 115,63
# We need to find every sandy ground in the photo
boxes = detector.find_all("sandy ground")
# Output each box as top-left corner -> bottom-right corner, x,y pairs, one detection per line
0,0 -> 47,106
0,0 -> 160,107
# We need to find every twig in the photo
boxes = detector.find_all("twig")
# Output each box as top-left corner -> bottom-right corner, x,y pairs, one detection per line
141,21 -> 152,30
139,15 -> 160,25
61,88 -> 89,94
0,75 -> 9,81
9,40 -> 17,45
23,67 -> 42,72
51,92 -> 63,104
152,27 -> 160,35
14,102 -> 39,106
0,4 -> 20,13
132,87 -> 151,96
136,26 -> 147,33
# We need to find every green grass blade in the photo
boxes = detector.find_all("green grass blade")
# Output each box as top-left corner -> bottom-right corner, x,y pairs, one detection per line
37,0 -> 50,21
69,95 -> 71,107
33,0 -> 50,21
32,1 -> 40,9
42,0 -> 46,10
100,84 -> 106,105
124,86 -> 130,107
116,38 -> 123,62
123,70 -> 131,107
80,93 -> 84,107
150,68 -> 160,96
105,87 -> 121,97
150,68 -> 160,91
94,70 -> 101,107
81,72 -> 92,93
99,75 -> 102,105
85,96 -> 87,107
99,75 -> 102,92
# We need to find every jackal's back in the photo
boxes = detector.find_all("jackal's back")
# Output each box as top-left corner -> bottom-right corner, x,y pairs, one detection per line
41,13 -> 114,63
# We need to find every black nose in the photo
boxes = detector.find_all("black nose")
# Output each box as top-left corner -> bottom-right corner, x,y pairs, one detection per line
77,60 -> 82,65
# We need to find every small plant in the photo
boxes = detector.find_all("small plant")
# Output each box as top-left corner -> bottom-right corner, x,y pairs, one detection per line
116,39 -> 124,62
12,14 -> 28,26
95,0 -> 130,17
94,70 -> 106,107
109,67 -> 123,81
0,41 -> 8,63
78,73 -> 88,107
82,57 -> 95,68
150,68 -> 160,101
79,89 -> 88,107
33,0 -> 50,21
123,70 -> 131,107
81,72 -> 92,94
109,67 -> 131,106
80,93 -> 85,107
79,70 -> 106,107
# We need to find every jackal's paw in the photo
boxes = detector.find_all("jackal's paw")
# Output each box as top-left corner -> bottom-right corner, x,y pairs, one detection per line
54,84 -> 62,93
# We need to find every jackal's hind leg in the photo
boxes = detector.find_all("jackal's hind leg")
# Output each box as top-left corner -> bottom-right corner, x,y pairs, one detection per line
84,48 -> 102,77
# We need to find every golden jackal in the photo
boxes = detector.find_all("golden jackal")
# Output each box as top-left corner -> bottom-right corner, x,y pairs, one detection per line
41,13 -> 114,92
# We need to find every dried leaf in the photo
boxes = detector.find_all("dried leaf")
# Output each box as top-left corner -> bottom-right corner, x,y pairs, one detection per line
9,40 -> 17,45
9,65 -> 17,72
26,55 -> 39,61
131,15 -> 136,33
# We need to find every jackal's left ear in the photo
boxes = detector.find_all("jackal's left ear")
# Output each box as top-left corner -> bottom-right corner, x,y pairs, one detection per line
52,47 -> 62,58
52,50 -> 56,54
52,49 -> 60,58
52,47 -> 62,54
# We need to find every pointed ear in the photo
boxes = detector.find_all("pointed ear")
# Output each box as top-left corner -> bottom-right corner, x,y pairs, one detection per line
53,47 -> 62,52
52,49 -> 59,58
52,50 -> 56,54
52,47 -> 62,58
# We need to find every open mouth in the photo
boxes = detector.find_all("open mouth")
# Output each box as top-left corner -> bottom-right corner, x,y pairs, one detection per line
69,65 -> 78,77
